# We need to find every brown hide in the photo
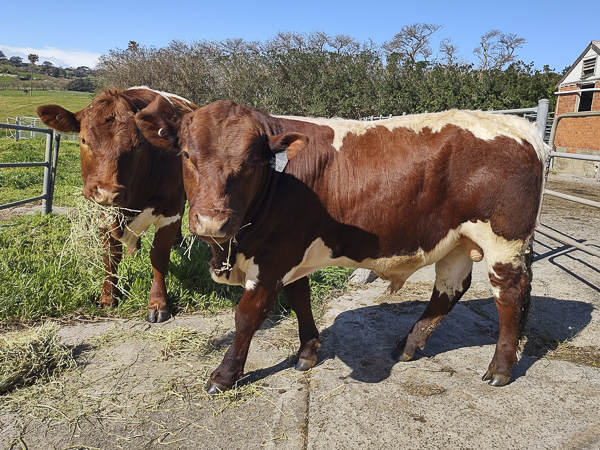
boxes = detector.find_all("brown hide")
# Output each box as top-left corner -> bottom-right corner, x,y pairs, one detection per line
138,100 -> 546,389
36,88 -> 197,322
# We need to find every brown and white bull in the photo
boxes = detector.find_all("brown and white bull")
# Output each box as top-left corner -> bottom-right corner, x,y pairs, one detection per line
138,99 -> 548,392
37,87 -> 196,322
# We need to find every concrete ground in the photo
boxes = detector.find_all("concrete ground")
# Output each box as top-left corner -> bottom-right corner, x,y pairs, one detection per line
0,173 -> 598,449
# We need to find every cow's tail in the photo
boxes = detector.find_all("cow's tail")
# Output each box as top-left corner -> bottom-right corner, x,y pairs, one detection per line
519,234 -> 534,339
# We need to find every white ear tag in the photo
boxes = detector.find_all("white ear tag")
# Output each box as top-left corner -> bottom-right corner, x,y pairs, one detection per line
268,152 -> 288,172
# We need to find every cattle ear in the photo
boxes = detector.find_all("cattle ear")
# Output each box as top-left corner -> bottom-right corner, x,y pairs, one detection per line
268,133 -> 309,160
134,99 -> 181,150
36,105 -> 80,133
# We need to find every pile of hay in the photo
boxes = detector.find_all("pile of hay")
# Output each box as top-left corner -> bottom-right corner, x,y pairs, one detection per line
148,325 -> 220,360
0,322 -> 76,394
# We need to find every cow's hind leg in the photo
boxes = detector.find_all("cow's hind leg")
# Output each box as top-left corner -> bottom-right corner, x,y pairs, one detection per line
482,237 -> 533,386
394,245 -> 473,361
283,277 -> 320,371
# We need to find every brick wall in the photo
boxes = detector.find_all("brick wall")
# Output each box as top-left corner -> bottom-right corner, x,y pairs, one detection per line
554,82 -> 600,153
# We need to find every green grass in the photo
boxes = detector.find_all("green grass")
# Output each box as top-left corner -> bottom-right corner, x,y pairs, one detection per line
0,89 -> 93,121
0,136 -> 82,206
0,208 -> 352,323
0,209 -> 243,323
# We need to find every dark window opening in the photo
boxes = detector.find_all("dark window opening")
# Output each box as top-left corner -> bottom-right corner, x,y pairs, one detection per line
578,84 -> 594,112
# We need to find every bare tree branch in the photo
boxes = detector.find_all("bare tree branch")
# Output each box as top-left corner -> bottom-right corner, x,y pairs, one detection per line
383,23 -> 442,63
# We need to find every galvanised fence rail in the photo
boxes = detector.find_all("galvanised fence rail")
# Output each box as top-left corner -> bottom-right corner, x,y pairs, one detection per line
536,110 -> 600,259
0,123 -> 61,215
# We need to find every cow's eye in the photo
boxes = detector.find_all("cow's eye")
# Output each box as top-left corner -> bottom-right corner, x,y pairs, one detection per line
251,159 -> 261,167
80,137 -> 86,145
182,151 -> 190,159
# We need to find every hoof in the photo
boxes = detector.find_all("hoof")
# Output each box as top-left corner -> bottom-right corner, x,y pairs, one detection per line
205,379 -> 230,395
295,358 -> 316,371
391,349 -> 414,362
482,370 -> 511,387
391,336 -> 414,362
147,309 -> 170,323
98,298 -> 117,308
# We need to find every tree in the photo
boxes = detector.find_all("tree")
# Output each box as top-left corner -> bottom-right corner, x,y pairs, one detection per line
383,23 -> 442,63
28,54 -> 39,96
67,77 -> 98,92
474,30 -> 526,70
438,38 -> 460,66
0,50 -> 6,61
9,56 -> 23,66
128,41 -> 140,52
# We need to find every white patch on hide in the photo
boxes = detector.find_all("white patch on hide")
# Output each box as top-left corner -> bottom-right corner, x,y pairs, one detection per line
283,110 -> 548,161
127,86 -> 193,107
433,246 -> 474,298
118,208 -> 181,248
210,253 -> 259,291
280,230 -> 464,292
460,220 -> 529,298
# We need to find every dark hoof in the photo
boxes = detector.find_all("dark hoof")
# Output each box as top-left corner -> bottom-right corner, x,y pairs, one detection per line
391,337 -> 414,362
488,374 -> 511,387
147,309 -> 170,323
482,370 -> 511,387
295,358 -> 316,371
205,380 -> 230,395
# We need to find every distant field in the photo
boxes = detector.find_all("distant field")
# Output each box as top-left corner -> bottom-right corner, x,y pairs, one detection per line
0,90 -> 93,121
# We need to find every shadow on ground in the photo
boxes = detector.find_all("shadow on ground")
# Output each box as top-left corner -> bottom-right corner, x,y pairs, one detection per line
238,294 -> 593,388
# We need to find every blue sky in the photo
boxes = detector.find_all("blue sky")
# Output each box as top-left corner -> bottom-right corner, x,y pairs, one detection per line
0,0 -> 594,72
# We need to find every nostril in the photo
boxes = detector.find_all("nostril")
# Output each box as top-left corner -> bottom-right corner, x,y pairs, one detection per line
219,217 -> 230,232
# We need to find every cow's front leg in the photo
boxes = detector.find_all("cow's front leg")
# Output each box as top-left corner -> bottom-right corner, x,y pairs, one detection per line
99,221 -> 123,307
283,277 -> 320,371
206,283 -> 278,394
147,219 -> 180,323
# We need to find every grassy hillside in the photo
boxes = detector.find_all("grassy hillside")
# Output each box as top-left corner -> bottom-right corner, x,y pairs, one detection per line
0,89 -> 93,121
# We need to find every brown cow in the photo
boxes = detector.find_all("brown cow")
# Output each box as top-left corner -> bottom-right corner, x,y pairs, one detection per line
37,87 -> 196,322
138,99 -> 548,392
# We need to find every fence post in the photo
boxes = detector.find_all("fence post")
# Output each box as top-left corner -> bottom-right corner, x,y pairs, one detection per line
41,132 -> 53,215
536,99 -> 549,141
49,132 -> 61,213
15,117 -> 20,142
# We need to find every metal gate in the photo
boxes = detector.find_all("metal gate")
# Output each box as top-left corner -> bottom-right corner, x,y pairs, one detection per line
537,110 -> 600,259
0,123 -> 61,215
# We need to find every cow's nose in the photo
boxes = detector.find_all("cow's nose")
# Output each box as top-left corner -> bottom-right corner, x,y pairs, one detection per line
194,213 -> 231,237
93,187 -> 125,205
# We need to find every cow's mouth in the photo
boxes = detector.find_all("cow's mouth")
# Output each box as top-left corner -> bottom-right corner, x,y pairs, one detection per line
198,235 -> 231,245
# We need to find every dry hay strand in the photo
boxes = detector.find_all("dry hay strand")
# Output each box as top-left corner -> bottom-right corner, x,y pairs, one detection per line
546,342 -> 600,367
147,325 -> 221,360
204,381 -> 266,415
89,323 -> 223,361
0,322 -> 76,394
58,198 -> 148,276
